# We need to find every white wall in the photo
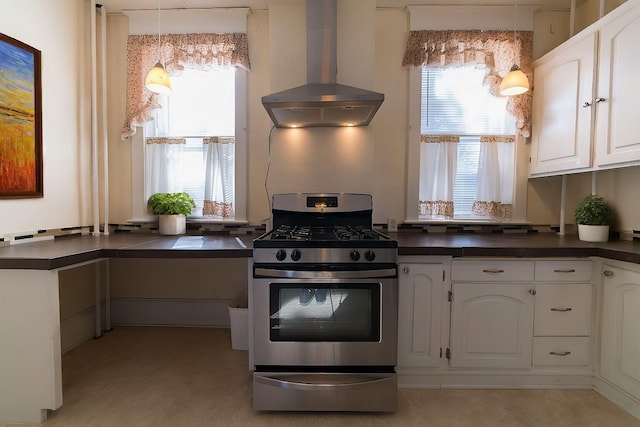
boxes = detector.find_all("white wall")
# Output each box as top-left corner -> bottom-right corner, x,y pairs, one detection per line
0,0 -> 93,237
10,1 -> 639,237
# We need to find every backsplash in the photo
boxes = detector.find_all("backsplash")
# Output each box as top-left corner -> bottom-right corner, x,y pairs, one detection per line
1,221 -> 635,247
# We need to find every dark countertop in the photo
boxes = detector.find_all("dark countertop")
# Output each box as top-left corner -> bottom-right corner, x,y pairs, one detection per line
1,231 -> 640,270
0,233 -> 254,270
394,231 -> 640,262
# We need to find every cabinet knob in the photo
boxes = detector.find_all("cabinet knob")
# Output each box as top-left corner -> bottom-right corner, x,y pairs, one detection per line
582,101 -> 592,107
603,270 -> 614,277
529,289 -> 537,295
403,266 -> 410,274
595,97 -> 607,103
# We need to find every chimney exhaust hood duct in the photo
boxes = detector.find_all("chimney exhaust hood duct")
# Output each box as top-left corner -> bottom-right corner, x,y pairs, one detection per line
261,0 -> 384,128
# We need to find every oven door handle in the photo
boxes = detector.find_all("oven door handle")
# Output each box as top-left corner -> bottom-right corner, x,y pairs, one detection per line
254,267 -> 397,279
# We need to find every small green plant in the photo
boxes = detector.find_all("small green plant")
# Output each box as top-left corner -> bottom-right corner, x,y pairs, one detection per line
147,192 -> 195,216
574,194 -> 613,226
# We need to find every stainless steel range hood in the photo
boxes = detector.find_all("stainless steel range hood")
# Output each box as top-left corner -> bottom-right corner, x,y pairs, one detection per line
261,0 -> 384,128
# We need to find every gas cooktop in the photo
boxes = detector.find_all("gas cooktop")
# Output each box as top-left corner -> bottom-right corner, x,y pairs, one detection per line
266,225 -> 386,242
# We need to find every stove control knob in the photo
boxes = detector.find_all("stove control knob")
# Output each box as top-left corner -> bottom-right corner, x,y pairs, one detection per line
350,250 -> 361,261
365,250 -> 376,262
290,249 -> 302,261
275,249 -> 287,261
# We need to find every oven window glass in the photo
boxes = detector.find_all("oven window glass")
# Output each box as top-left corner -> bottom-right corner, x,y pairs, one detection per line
269,283 -> 381,342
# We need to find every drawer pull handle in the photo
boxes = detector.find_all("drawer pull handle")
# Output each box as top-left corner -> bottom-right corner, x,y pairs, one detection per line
550,307 -> 572,312
549,351 -> 571,356
482,269 -> 504,273
553,269 -> 576,273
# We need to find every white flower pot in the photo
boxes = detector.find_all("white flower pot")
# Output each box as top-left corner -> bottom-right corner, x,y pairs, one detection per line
158,215 -> 186,235
577,224 -> 609,242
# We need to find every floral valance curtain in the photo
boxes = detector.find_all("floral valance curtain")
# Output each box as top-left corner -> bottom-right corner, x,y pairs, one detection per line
203,136 -> 235,218
121,33 -> 251,140
403,30 -> 533,137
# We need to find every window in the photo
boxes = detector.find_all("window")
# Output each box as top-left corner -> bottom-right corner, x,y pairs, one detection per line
418,65 -> 516,220
147,68 -> 235,216
136,66 -> 247,221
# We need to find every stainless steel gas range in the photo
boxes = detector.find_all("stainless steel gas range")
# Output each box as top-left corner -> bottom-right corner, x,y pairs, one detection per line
252,193 -> 398,412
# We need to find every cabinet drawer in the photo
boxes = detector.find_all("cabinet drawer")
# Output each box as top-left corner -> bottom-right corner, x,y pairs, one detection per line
535,260 -> 592,282
534,284 -> 592,336
533,337 -> 590,366
452,260 -> 534,282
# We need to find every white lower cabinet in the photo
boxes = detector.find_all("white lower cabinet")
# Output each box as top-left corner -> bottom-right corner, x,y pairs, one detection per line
532,260 -> 593,368
397,262 -> 446,368
600,263 -> 640,400
449,282 -> 535,369
533,337 -> 590,366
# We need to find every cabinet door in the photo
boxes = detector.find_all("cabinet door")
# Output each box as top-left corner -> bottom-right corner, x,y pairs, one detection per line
601,265 -> 640,399
450,283 -> 534,369
595,3 -> 640,167
398,263 -> 445,368
530,32 -> 597,176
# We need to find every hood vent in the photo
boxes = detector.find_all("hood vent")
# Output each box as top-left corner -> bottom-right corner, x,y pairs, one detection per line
261,0 -> 384,128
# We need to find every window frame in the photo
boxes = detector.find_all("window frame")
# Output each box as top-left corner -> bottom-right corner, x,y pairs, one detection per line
130,69 -> 247,223
404,5 -> 534,224
406,66 -> 528,223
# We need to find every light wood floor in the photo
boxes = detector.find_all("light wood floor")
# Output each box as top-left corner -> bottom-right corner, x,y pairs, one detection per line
3,326 -> 640,427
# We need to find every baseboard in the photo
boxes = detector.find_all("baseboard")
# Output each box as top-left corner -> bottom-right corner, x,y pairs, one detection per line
398,369 -> 593,389
593,376 -> 640,421
60,303 -> 106,354
110,298 -> 232,327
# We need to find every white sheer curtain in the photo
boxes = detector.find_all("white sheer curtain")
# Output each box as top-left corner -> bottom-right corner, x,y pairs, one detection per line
419,135 -> 458,218
472,136 -> 515,219
203,136 -> 235,218
144,137 -> 186,201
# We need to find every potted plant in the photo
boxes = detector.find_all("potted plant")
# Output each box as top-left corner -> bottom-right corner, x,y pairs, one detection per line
574,194 -> 614,242
147,192 -> 196,235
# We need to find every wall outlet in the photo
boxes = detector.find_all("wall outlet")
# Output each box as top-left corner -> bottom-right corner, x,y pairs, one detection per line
387,217 -> 398,232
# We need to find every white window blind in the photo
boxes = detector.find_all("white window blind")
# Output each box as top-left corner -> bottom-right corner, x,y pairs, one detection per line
421,65 -> 514,135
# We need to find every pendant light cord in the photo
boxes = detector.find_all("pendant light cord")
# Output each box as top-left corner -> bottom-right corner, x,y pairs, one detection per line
513,3 -> 518,54
156,0 -> 161,63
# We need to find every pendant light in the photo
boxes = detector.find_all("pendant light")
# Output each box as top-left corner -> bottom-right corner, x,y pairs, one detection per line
500,3 -> 529,96
145,0 -> 171,94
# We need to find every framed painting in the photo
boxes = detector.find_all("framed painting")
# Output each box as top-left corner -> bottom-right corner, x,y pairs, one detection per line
0,33 -> 42,198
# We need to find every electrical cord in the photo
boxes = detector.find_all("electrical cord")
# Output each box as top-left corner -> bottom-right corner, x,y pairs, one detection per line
261,125 -> 276,225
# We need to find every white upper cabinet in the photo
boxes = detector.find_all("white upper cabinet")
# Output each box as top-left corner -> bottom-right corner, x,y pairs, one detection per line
530,0 -> 640,176
594,4 -> 640,167
530,31 -> 596,176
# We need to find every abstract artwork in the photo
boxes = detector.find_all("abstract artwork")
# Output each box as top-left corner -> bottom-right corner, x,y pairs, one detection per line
0,33 -> 42,198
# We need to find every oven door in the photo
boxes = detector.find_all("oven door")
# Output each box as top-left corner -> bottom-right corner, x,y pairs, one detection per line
252,267 -> 398,367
